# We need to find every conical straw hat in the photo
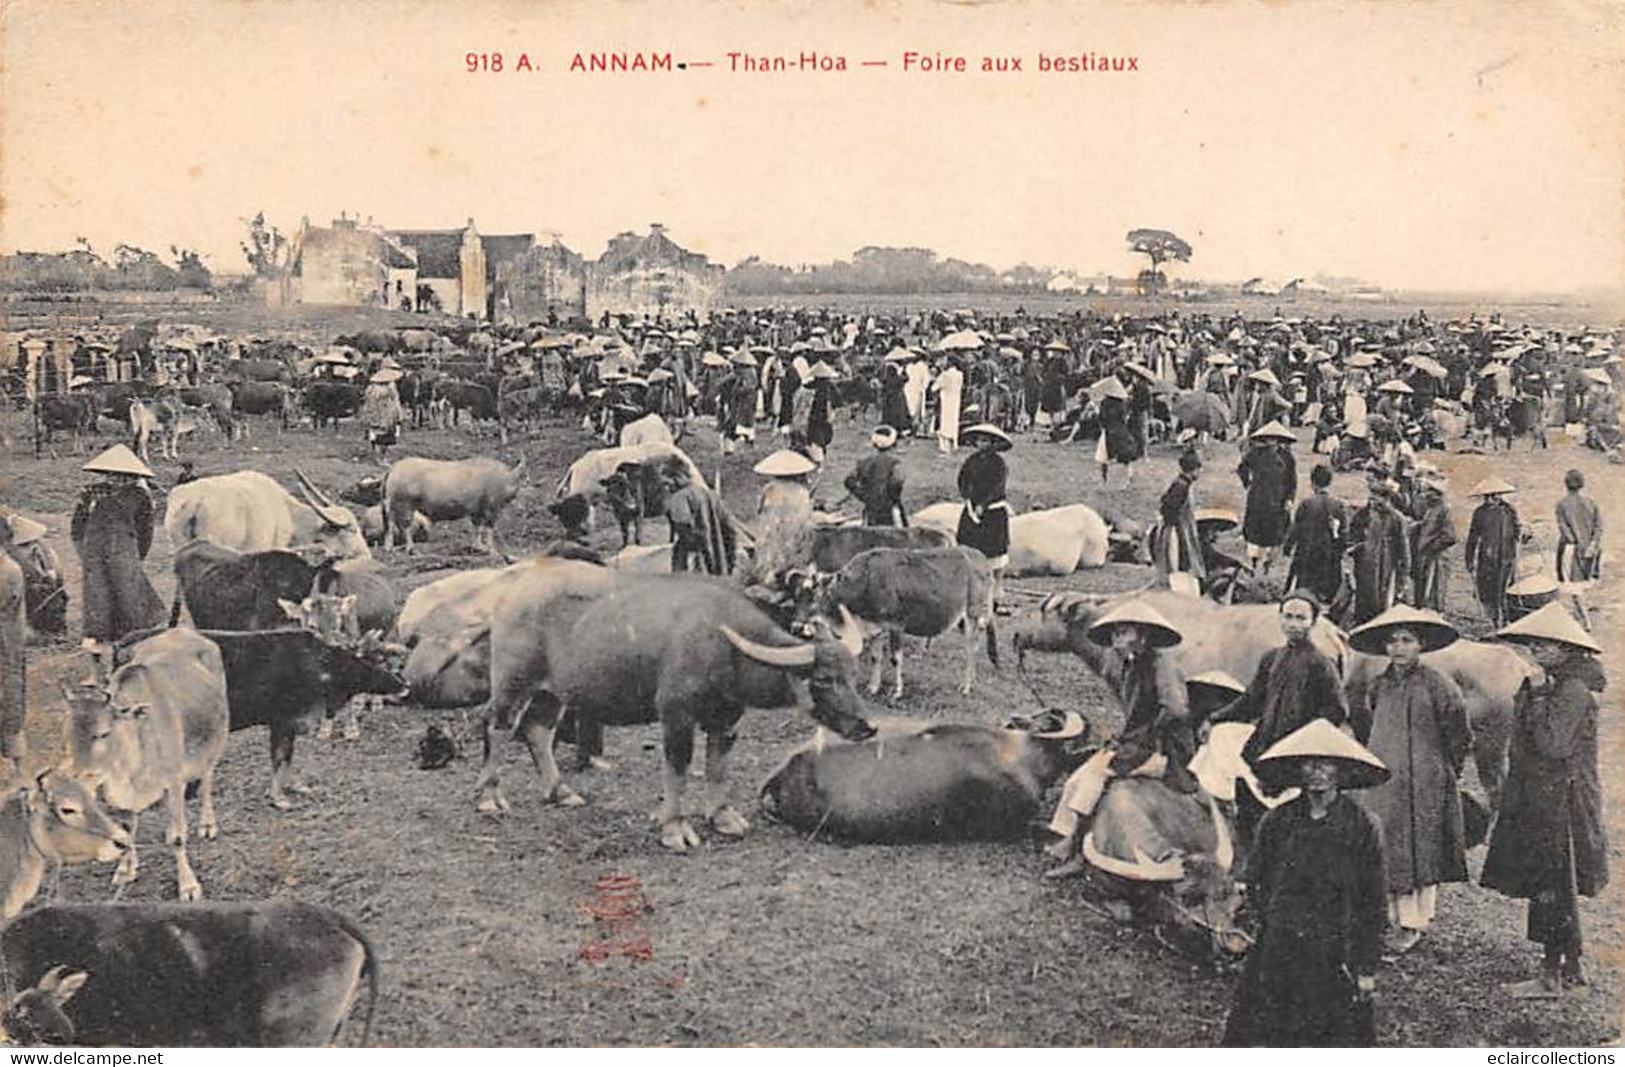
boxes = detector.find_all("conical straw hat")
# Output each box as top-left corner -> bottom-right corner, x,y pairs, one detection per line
1494,602 -> 1602,654
752,450 -> 818,478
1086,599 -> 1183,649
82,444 -> 153,478
1468,476 -> 1517,497
1251,420 -> 1295,441
1256,718 -> 1390,790
1348,604 -> 1459,655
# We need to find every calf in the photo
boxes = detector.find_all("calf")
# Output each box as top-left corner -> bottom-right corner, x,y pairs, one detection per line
129,397 -> 203,462
762,710 -> 1090,842
61,628 -> 230,901
0,903 -> 376,1047
1,772 -> 131,919
202,628 -> 405,808
805,545 -> 998,700
34,395 -> 97,453
170,540 -> 318,630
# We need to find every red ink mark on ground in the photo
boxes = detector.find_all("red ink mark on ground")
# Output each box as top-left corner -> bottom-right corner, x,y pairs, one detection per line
579,873 -> 655,962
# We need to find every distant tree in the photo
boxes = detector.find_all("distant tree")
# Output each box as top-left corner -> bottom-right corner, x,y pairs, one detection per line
1126,228 -> 1192,295
110,244 -> 179,289
170,246 -> 212,288
241,212 -> 291,278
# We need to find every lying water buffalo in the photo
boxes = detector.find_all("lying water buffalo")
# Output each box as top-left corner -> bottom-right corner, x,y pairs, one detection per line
761,710 -> 1091,842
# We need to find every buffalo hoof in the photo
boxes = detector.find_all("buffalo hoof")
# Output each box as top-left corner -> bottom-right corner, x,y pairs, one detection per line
475,792 -> 511,815
660,819 -> 702,852
316,719 -> 334,742
587,757 -> 615,772
111,858 -> 139,888
198,819 -> 218,841
711,806 -> 749,837
342,722 -> 362,742
269,794 -> 295,812
177,880 -> 203,904
956,681 -> 972,696
552,786 -> 587,808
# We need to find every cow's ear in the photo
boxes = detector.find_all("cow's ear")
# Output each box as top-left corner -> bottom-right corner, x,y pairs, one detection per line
277,598 -> 305,621
49,971 -> 89,1005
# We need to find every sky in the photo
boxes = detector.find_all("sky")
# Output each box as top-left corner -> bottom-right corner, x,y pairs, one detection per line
3,0 -> 1623,295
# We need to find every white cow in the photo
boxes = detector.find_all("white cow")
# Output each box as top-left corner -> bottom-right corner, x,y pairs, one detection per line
556,441 -> 704,501
911,502 -> 1112,577
618,413 -> 675,448
165,470 -> 370,560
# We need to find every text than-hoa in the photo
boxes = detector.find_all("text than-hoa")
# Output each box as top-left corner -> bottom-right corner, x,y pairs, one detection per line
727,52 -> 848,72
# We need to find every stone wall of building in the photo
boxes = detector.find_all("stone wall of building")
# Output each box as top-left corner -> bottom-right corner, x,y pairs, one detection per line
508,242 -> 588,321
296,225 -> 390,306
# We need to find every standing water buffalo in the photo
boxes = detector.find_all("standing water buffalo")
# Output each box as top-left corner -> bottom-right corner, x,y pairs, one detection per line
303,381 -> 365,429
383,456 -> 525,553
165,470 -> 370,560
762,710 -> 1091,841
483,572 -> 874,851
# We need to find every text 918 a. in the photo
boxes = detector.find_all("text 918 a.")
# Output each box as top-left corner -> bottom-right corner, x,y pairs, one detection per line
466,52 -> 503,73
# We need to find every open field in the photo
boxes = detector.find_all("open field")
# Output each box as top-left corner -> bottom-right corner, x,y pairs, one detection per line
1,303 -> 1620,1046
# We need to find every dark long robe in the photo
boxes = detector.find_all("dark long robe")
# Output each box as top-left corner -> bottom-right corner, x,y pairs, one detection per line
70,480 -> 165,643
1481,657 -> 1609,903
955,450 -> 1009,561
1238,444 -> 1296,547
1215,640 -> 1350,766
1152,471 -> 1205,581
1411,496 -> 1456,611
880,365 -> 910,432
1099,395 -> 1140,464
665,484 -> 737,576
1223,795 -> 1385,1047
806,380 -> 834,450
1356,663 -> 1471,894
845,452 -> 906,527
1284,490 -> 1348,606
1088,646 -> 1192,777
1464,499 -> 1519,626
1348,501 -> 1410,625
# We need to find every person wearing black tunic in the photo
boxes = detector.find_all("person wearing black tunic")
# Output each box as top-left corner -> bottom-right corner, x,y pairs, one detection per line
880,360 -> 910,436
1237,422 -> 1298,575
955,424 -> 1011,599
1465,478 -> 1521,627
1283,464 -> 1348,607
845,427 -> 907,526
1222,719 -> 1388,1047
71,445 -> 165,665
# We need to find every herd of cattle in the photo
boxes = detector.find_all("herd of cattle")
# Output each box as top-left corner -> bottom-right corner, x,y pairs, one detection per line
0,329 -> 1552,1045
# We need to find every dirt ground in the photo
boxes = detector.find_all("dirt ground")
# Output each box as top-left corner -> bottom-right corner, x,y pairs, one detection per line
2,306 -> 1620,1047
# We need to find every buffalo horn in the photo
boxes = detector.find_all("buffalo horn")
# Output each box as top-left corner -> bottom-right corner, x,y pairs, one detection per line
834,604 -> 863,658
1033,710 -> 1088,740
1081,832 -> 1186,882
720,625 -> 815,669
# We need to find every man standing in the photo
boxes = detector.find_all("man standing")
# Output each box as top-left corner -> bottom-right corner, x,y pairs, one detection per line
1212,590 -> 1350,851
844,426 -> 908,527
1283,463 -> 1348,608
1348,479 -> 1411,625
933,357 -> 965,454
1237,421 -> 1298,575
1410,473 -> 1457,611
1555,469 -> 1602,581
1465,477 -> 1521,627
1152,451 -> 1206,585
1348,605 -> 1472,957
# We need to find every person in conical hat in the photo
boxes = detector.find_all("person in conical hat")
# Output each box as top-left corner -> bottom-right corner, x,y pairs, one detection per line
1465,474 -> 1521,626
956,423 -> 1013,603
360,368 -> 405,460
1221,717 -> 1387,1047
73,445 -> 166,662
1482,602 -> 1608,997
1349,604 -> 1470,958
1237,416 -> 1297,575
1044,599 -> 1197,879
2,512 -> 68,637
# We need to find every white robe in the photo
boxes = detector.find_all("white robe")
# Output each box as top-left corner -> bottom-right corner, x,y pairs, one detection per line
904,361 -> 930,420
1344,391 -> 1369,439
933,366 -> 964,450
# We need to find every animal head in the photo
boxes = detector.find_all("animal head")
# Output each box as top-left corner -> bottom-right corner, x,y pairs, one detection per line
58,682 -> 145,782
278,593 -> 358,641
549,494 -> 592,538
322,636 -> 409,701
719,605 -> 874,743
1004,709 -> 1097,770
290,470 -> 371,560
1,966 -> 89,1045
16,769 -> 131,867
1009,592 -> 1112,663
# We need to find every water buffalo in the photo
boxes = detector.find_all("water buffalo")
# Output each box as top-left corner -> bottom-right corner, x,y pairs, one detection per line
0,902 -> 376,1046
383,455 -> 525,553
165,470 -> 370,561
303,381 -> 364,429
483,572 -> 874,851
761,710 -> 1091,842
806,524 -> 952,574
225,380 -> 290,432
913,501 -> 1115,577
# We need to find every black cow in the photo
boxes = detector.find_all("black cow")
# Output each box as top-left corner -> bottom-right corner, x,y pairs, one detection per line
224,358 -> 289,383
34,395 -> 97,452
303,382 -> 364,429
225,381 -> 289,431
169,541 -> 317,631
202,629 -> 405,808
333,330 -> 400,355
92,381 -> 156,426
1,903 -> 376,1046
433,379 -> 496,425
